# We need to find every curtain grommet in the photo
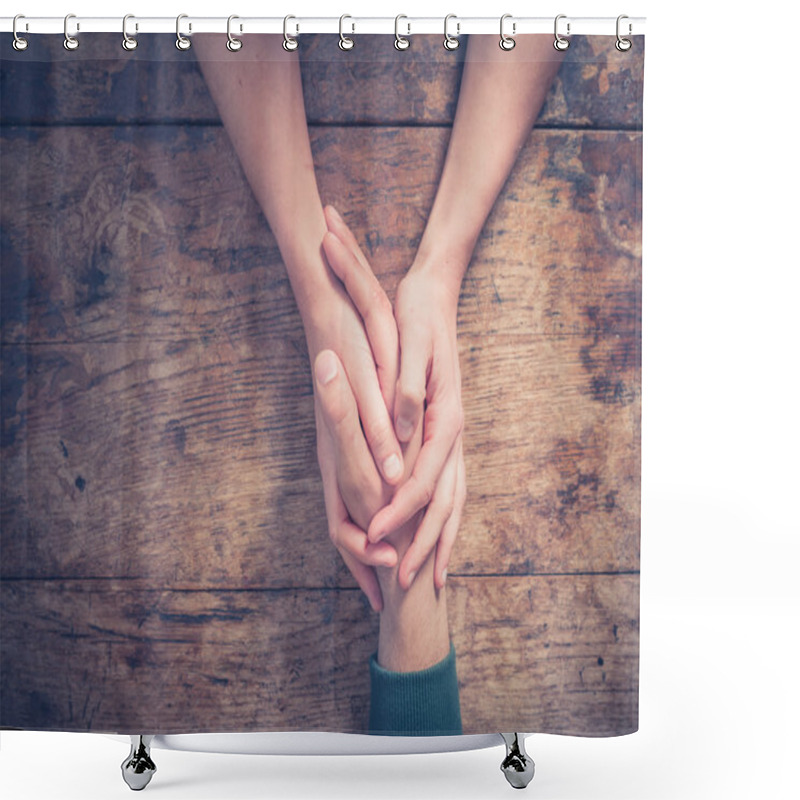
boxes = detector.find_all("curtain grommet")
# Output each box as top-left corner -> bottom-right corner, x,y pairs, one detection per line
394,15 -> 410,50
63,13 -> 79,50
499,14 -> 516,51
227,15 -> 242,52
554,14 -> 570,51
176,14 -> 191,51
122,14 -> 138,51
443,14 -> 460,51
12,14 -> 29,51
339,14 -> 354,51
283,15 -> 298,51
616,15 -> 632,51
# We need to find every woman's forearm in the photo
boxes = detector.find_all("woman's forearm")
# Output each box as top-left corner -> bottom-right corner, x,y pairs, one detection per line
195,33 -> 409,563
414,34 -> 564,290
193,34 -> 331,321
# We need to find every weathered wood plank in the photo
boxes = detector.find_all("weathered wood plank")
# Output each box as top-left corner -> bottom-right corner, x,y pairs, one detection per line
0,575 -> 638,735
460,332 -> 640,577
0,331 -> 638,581
453,575 -> 639,735
0,33 -> 644,129
0,30 -> 641,742
0,127 -> 641,344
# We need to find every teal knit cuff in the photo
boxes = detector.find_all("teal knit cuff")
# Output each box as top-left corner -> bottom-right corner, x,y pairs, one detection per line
368,642 -> 463,736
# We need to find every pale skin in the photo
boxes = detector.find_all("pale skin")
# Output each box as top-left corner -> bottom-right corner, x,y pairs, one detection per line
193,35 -> 403,616
193,33 -> 448,671
368,34 -> 565,572
314,213 -> 449,671
193,33 -> 562,672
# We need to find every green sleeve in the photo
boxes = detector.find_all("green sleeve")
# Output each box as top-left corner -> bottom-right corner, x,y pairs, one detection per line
368,641 -> 463,736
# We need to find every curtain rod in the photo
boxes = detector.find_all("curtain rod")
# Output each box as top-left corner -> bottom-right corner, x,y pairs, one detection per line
1,16 -> 646,37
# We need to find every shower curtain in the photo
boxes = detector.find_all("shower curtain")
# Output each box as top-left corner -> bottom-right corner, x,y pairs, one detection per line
0,26 -> 643,738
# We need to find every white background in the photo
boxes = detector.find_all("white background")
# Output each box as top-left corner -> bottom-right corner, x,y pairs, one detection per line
2,1 -> 798,798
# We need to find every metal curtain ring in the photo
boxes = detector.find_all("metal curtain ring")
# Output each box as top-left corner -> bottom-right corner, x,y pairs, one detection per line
553,14 -> 570,51
499,14 -> 516,51
394,15 -> 410,50
339,14 -> 354,50
176,13 -> 191,50
443,14 -> 459,51
616,14 -> 632,51
283,15 -> 298,51
122,14 -> 138,51
12,14 -> 29,51
227,15 -> 242,51
63,13 -> 79,50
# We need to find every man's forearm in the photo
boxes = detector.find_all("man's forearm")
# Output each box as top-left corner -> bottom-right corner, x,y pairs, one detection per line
377,521 -> 451,672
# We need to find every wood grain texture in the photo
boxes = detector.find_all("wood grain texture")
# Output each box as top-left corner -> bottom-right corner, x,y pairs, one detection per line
1,36 -> 642,735
0,127 -> 641,344
0,34 -> 644,129
0,331 -> 638,581
0,575 -> 638,735
0,126 -> 640,577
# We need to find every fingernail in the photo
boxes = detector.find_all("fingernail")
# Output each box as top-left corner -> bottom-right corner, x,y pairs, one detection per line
397,417 -> 414,441
376,546 -> 396,567
383,453 -> 401,480
406,570 -> 416,588
328,205 -> 341,222
368,522 -> 386,543
316,352 -> 337,385
442,569 -> 447,585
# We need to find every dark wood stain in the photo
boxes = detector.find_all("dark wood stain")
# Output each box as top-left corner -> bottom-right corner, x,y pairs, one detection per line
0,34 -> 642,735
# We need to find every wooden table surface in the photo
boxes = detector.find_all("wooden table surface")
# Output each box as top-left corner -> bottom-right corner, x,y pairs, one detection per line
1,34 -> 642,736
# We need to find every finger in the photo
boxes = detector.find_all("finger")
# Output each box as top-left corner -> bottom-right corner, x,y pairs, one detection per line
348,355 -> 406,487
322,228 -> 398,409
315,349 -> 370,461
394,321 -> 430,443
322,218 -> 399,411
315,349 -> 359,432
434,441 -> 466,589
315,348 -> 403,488
340,547 -> 384,614
368,395 -> 463,542
316,413 -> 397,570
336,517 -> 398,569
324,205 -> 372,273
316,426 -> 393,613
397,442 -> 459,590
321,218 -> 394,354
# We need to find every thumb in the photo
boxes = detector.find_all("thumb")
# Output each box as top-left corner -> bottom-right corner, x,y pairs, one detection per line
394,323 -> 429,442
314,349 -> 357,433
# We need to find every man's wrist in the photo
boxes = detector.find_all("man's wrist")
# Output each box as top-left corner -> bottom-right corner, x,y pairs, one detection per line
377,538 -> 450,672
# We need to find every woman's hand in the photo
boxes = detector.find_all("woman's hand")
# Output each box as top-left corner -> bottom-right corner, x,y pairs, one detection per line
303,276 -> 402,611
323,209 -> 464,591
361,262 -> 466,590
355,33 -> 564,588
303,204 -> 412,610
313,352 -> 395,614
192,36 -> 411,606
303,274 -> 404,489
